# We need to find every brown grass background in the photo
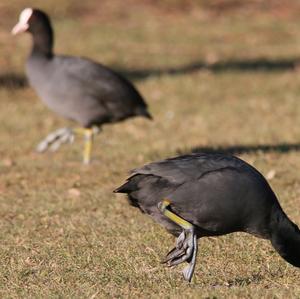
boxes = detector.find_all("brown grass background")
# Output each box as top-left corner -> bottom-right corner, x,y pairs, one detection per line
1,1 -> 300,297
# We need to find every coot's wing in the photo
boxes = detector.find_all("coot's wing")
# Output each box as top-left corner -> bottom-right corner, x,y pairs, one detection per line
54,56 -> 148,111
131,153 -> 246,184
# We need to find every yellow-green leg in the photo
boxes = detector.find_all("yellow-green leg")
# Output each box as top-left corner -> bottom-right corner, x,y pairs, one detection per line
158,199 -> 198,282
158,199 -> 193,230
83,129 -> 93,165
74,128 -> 94,164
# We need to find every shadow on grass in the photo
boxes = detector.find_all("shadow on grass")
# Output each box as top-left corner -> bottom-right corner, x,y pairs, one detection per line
1,57 -> 298,89
0,73 -> 28,89
178,142 -> 300,156
115,57 -> 299,80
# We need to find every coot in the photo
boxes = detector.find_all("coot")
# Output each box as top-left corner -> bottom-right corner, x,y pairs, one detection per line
115,153 -> 300,281
12,8 -> 151,164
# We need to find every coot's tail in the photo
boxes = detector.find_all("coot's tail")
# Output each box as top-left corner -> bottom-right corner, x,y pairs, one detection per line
143,110 -> 153,120
135,106 -> 153,120
114,175 -> 145,210
114,175 -> 140,194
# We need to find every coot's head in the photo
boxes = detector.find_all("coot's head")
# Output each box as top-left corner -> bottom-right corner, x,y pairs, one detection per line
12,8 -> 52,36
283,224 -> 300,267
280,236 -> 300,268
272,221 -> 300,268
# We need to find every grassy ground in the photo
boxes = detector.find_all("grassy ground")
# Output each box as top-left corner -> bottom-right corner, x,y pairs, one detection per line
1,1 -> 300,297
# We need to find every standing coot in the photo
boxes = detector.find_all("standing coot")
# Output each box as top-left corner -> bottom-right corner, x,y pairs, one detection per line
12,8 -> 151,164
115,153 -> 300,281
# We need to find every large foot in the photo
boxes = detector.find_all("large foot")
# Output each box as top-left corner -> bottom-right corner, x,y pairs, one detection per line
158,199 -> 198,282
162,228 -> 198,282
36,126 -> 100,164
36,127 -> 74,153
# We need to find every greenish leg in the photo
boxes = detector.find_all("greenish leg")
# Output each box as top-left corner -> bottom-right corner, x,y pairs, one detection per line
158,199 -> 198,282
83,128 -> 93,165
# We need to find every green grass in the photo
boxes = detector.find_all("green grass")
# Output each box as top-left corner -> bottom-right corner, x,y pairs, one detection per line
1,1 -> 300,297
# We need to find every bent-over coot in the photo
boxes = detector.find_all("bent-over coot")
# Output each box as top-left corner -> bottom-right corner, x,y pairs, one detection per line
12,8 -> 151,164
114,153 -> 300,281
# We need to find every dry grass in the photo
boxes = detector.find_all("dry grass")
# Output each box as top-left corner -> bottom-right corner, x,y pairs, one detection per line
1,1 -> 300,297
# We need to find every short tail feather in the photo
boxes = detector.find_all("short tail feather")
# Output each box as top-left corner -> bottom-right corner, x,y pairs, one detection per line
114,175 -> 140,194
113,181 -> 131,193
143,110 -> 153,120
114,177 -> 144,210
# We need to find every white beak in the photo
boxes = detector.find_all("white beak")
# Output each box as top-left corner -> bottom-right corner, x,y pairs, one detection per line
11,22 -> 29,35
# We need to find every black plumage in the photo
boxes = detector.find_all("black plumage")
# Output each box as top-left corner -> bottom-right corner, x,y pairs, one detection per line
14,8 -> 151,127
12,8 -> 151,162
115,153 -> 300,280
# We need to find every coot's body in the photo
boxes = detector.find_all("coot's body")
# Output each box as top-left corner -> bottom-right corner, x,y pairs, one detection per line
115,153 -> 300,280
12,8 -> 151,162
26,54 -> 150,128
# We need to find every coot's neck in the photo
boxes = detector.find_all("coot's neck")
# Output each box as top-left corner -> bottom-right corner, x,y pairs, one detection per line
270,206 -> 300,267
30,26 -> 54,59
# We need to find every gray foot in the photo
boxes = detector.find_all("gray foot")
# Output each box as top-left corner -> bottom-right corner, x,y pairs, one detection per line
162,229 -> 198,282
36,127 -> 74,153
